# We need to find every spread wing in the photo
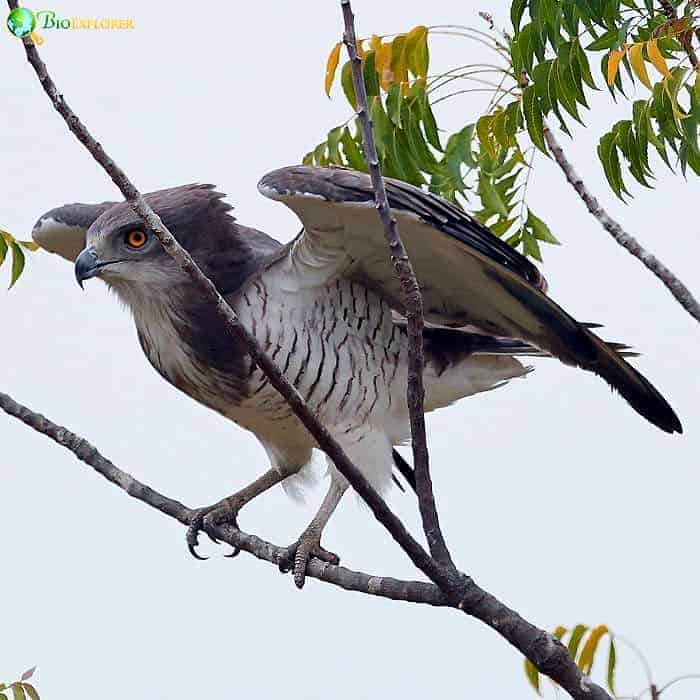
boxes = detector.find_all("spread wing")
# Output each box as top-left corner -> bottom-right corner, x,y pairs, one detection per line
32,201 -> 117,262
258,165 -> 681,434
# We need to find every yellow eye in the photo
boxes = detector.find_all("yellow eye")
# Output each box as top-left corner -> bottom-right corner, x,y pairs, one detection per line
125,230 -> 147,249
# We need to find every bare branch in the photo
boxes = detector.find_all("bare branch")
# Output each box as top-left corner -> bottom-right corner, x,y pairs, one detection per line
340,0 -> 453,570
0,390 -> 443,605
543,125 -> 700,324
2,389 -> 613,700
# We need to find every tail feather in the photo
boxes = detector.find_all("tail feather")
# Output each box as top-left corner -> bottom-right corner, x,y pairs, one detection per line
572,328 -> 682,434
392,449 -> 417,494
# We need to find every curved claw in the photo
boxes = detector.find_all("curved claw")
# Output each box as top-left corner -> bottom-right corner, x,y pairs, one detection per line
188,543 -> 208,561
224,547 -> 241,558
186,502 -> 243,561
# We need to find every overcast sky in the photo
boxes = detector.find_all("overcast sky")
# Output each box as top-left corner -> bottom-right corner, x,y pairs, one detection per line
2,1 -> 698,698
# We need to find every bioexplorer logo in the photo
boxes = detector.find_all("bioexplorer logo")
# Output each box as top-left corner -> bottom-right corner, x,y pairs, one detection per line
6,7 -> 135,43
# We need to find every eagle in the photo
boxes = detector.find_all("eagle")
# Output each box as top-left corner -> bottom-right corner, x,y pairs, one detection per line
32,165 -> 681,587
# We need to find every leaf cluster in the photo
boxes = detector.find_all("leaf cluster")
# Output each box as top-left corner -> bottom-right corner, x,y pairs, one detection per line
0,229 -> 38,288
1,666 -> 40,700
510,0 -> 700,198
316,27 -> 559,260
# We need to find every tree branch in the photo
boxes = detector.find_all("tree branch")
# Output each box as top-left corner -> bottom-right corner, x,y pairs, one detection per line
2,388 -> 613,700
0,390 -> 444,605
543,124 -> 700,323
340,0 -> 453,570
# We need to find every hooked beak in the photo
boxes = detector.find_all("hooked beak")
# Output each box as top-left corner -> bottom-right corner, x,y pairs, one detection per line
74,246 -> 108,289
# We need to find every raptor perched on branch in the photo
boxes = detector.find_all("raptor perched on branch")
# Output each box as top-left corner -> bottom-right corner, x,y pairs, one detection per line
33,165 -> 682,586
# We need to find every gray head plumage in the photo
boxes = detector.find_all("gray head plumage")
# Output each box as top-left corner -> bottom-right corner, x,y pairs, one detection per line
74,184 -> 281,298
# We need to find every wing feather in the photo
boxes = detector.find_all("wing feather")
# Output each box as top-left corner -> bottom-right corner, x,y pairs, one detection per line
259,165 -> 681,434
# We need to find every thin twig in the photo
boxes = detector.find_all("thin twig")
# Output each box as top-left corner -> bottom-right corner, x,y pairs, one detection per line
1,388 -> 614,700
341,0 -> 453,570
543,124 -> 700,323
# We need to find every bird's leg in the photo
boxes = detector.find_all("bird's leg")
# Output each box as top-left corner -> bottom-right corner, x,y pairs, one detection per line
187,467 -> 292,559
278,474 -> 348,588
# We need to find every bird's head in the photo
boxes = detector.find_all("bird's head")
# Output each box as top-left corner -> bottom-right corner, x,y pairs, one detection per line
74,184 -> 253,301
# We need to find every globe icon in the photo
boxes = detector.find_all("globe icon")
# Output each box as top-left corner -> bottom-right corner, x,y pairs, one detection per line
6,8 -> 36,38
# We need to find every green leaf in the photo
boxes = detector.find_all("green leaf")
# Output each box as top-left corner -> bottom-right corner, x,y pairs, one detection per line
575,40 -> 597,89
313,141 -> 328,166
370,96 -> 394,158
327,126 -> 343,164
492,109 -> 512,149
519,24 -> 537,75
405,26 -> 429,78
555,57 -> 583,123
386,84 -> 402,127
341,61 -> 356,109
522,231 -> 543,261
607,638 -> 617,694
523,86 -> 548,154
567,624 -> 589,662
598,131 -> 625,198
405,107 -> 439,172
394,128 -> 425,185
0,233 -> 8,266
476,114 -> 497,158
9,241 -> 25,289
511,0 -> 527,32
421,95 -> 442,151
20,687 -> 38,700
586,29 -> 619,51
479,173 -> 508,217
527,209 -> 560,244
362,51 -> 380,101
11,684 -> 26,700
524,658 -> 541,695
489,217 -> 518,237
341,127 -> 367,171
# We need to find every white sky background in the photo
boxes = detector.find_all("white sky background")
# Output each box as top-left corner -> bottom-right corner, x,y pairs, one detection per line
1,1 -> 698,697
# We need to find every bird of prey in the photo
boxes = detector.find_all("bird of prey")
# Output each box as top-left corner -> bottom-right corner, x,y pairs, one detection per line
33,166 -> 681,586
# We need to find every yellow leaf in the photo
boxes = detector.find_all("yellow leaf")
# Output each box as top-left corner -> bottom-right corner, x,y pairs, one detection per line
376,41 -> 394,90
607,47 -> 626,87
370,34 -> 382,53
646,39 -> 672,79
553,626 -> 568,640
324,42 -> 342,97
578,625 -> 609,674
628,43 -> 652,89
